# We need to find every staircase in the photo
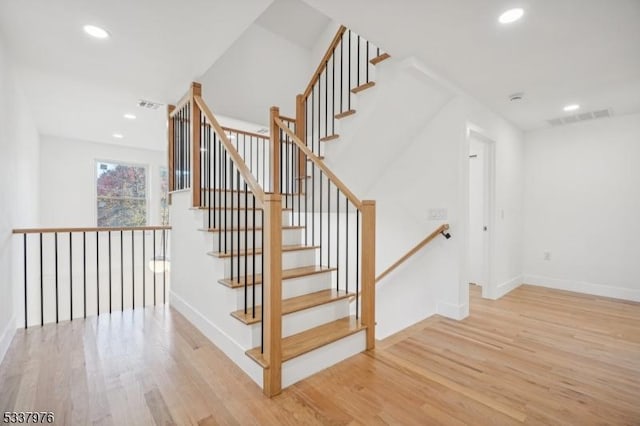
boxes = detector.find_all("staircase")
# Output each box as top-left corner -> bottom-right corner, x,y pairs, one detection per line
167,26 -> 388,396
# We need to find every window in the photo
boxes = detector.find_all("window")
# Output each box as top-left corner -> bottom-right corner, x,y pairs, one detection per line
96,161 -> 147,227
159,166 -> 169,225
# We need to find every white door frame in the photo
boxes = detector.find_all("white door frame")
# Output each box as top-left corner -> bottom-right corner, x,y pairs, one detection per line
464,125 -> 496,300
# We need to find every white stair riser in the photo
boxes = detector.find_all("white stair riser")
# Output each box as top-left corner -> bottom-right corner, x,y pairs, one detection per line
222,249 -> 316,276
232,271 -> 333,310
244,298 -> 351,347
195,210 -> 293,228
204,192 -> 298,206
282,331 -> 366,388
209,227 -> 302,250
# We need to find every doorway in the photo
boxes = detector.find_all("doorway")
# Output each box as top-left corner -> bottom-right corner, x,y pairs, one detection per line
467,129 -> 495,299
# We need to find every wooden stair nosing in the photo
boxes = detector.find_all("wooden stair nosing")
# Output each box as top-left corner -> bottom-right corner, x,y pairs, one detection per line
351,81 -> 376,94
319,134 -> 340,143
208,244 -> 319,259
335,109 -> 356,119
246,316 -> 366,367
370,53 -> 391,65
230,289 -> 353,325
198,225 -> 304,233
218,265 -> 336,288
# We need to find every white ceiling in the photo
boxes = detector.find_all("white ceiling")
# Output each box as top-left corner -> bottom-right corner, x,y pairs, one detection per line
302,0 -> 640,131
0,0 -> 272,150
256,0 -> 330,50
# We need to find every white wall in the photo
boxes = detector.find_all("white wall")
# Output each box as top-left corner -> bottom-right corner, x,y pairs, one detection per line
199,23 -> 312,125
39,135 -> 166,227
523,113 -> 640,301
0,38 -> 40,361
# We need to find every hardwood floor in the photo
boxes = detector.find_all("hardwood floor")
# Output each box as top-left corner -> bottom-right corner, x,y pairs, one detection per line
1,284 -> 639,425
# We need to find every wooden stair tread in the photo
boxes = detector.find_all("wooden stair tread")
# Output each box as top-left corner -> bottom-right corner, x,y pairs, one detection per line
246,316 -> 365,367
231,289 -> 353,325
199,225 -> 304,233
208,244 -> 318,258
218,265 -> 335,288
306,155 -> 325,161
295,176 -> 312,180
351,81 -> 376,94
335,109 -> 356,119
319,134 -> 340,142
370,53 -> 391,65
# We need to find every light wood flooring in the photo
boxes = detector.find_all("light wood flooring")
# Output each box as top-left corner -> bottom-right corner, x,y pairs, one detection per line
1,284 -> 639,425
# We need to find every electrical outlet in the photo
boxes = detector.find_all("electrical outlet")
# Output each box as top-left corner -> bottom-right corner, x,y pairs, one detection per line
543,251 -> 551,261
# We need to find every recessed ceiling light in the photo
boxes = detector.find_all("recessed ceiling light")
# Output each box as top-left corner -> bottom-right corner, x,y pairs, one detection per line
83,24 -> 110,39
563,104 -> 580,112
112,133 -> 124,139
499,8 -> 524,24
124,113 -> 136,120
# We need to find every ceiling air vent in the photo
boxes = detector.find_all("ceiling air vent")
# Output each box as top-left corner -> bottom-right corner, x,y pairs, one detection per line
546,109 -> 612,127
257,128 -> 268,134
137,99 -> 164,110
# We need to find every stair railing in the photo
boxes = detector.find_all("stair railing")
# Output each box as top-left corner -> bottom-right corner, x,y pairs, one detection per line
169,83 -> 282,397
294,25 -> 388,165
271,106 -> 376,353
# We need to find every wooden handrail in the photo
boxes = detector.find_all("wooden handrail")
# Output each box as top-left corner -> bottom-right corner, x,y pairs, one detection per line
194,95 -> 266,207
13,226 -> 172,234
222,126 -> 269,140
303,25 -> 347,98
279,115 -> 296,123
169,92 -> 191,118
274,117 -> 362,209
376,224 -> 450,283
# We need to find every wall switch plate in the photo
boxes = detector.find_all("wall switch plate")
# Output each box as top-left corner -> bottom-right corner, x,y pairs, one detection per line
428,208 -> 448,220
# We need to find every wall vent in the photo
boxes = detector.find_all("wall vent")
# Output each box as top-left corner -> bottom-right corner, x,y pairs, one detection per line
547,109 -> 612,127
137,99 -> 164,110
257,128 -> 268,134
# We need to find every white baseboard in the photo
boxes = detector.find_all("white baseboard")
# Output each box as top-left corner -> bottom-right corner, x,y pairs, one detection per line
169,291 -> 264,388
491,275 -> 523,300
0,316 -> 17,365
523,274 -> 640,302
437,301 -> 468,320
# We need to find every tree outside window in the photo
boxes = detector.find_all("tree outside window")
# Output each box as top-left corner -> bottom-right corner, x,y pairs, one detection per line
97,161 -> 147,227
159,166 -> 169,225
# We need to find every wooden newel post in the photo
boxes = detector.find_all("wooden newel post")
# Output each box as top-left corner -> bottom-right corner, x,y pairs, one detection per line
190,82 -> 202,207
167,104 -> 176,195
295,94 -> 306,185
360,200 -> 376,350
262,194 -> 283,397
270,106 -> 281,194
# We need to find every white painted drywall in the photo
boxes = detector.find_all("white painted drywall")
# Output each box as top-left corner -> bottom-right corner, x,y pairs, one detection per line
199,23 -> 312,125
314,55 -> 524,338
0,38 -> 40,360
523,113 -> 640,301
39,135 -> 166,227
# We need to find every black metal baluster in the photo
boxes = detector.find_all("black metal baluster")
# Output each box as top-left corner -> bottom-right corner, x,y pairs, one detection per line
23,234 -> 27,328
337,188 -> 340,292
244,182 -> 248,315
96,231 -> 99,316
320,171 -> 323,266
83,232 -> 86,319
131,230 -> 135,309
54,232 -> 59,323
311,84 -> 315,155
120,230 -> 124,311
162,229 -> 166,304
40,233 -> 43,326
346,199 -> 349,294
236,170 -> 241,283
357,35 -> 361,87
153,230 -> 156,306
260,211 -> 264,352
366,40 -> 369,83
356,210 -> 360,318
70,233 -> 74,321
325,62 -> 328,138
348,30 -> 352,110
108,231 -> 112,314
340,35 -> 344,112
252,194 -> 256,319
143,230 -> 146,308
332,53 -> 336,135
